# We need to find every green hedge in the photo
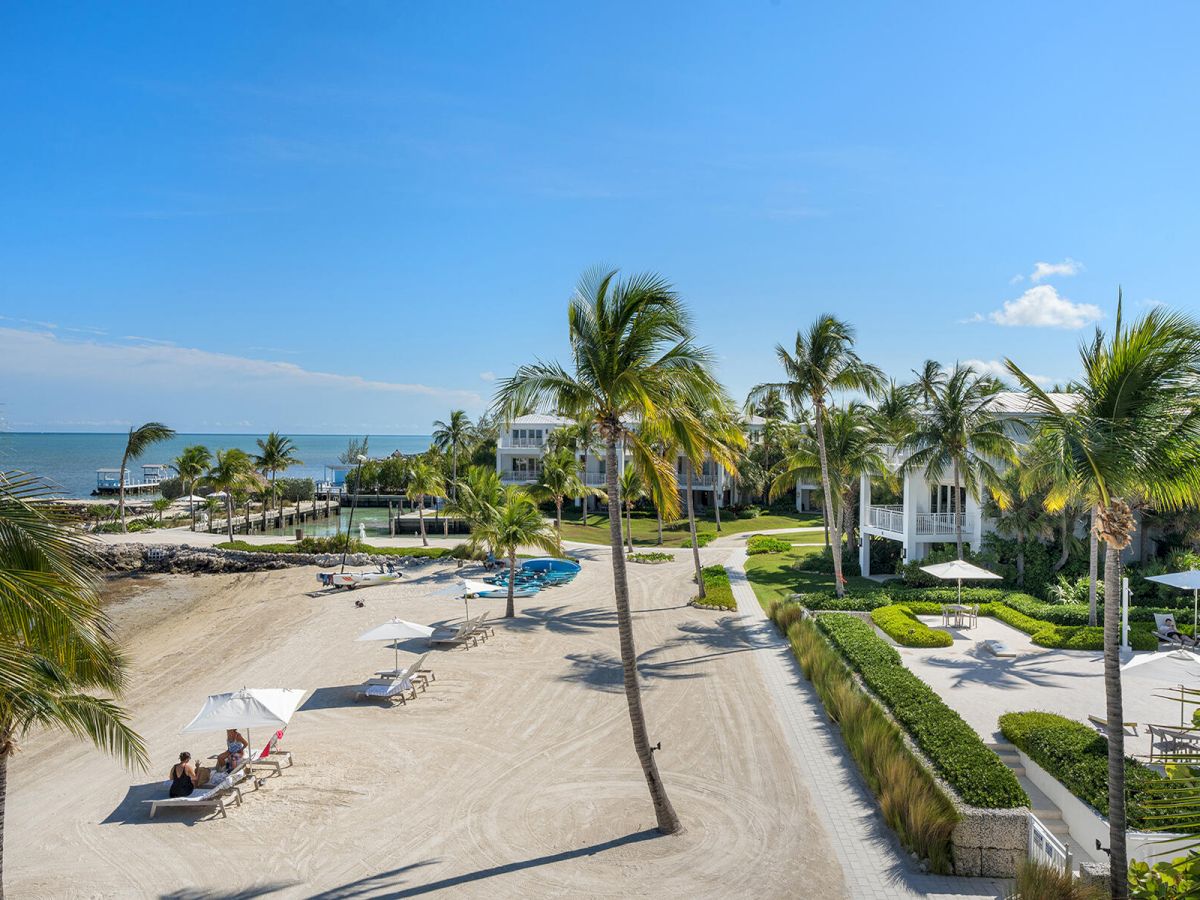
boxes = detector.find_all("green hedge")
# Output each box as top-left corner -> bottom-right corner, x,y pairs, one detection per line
999,711 -> 1196,832
747,534 -> 792,555
871,605 -> 953,648
816,613 -> 1028,809
217,540 -> 453,559
693,565 -> 736,610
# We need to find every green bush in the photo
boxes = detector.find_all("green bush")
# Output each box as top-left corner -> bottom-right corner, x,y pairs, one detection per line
999,711 -> 1195,831
216,540 -> 453,559
695,532 -> 716,548
693,565 -> 736,610
795,544 -> 861,576
629,551 -> 672,564
817,614 -> 1028,809
871,605 -> 953,648
747,534 -> 791,555
277,477 -> 315,502
789,591 -> 892,611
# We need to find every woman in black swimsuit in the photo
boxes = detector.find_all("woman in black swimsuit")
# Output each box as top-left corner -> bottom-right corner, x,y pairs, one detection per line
168,752 -> 197,797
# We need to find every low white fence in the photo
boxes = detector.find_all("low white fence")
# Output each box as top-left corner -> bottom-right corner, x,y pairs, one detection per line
1027,812 -> 1073,874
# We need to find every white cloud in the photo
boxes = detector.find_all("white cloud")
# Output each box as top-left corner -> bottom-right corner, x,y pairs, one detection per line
1009,274 -> 1024,285
962,358 -> 1052,387
0,327 -> 483,432
478,371 -> 496,382
989,285 -> 1103,329
1030,258 -> 1083,282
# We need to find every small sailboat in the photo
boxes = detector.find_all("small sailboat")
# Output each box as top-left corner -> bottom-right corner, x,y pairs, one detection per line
318,564 -> 402,590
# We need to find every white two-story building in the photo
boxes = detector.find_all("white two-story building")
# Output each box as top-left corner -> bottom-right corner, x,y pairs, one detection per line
857,391 -> 1084,577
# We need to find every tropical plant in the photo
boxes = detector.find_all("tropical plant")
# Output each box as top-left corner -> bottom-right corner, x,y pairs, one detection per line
432,410 -> 476,499
338,437 -> 369,465
750,315 -> 883,598
406,460 -> 445,548
912,359 -> 945,407
898,363 -> 1018,560
170,444 -> 211,532
117,422 -> 175,532
254,432 -> 303,512
467,486 -> 561,617
0,471 -> 148,895
618,465 -> 646,554
150,497 -> 171,524
533,447 -> 600,532
203,449 -> 260,541
987,465 -> 1053,587
1007,297 -> 1200,897
496,266 -> 724,834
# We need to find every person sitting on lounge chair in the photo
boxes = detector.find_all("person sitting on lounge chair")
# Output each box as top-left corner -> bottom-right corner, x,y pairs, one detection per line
168,752 -> 198,797
216,729 -> 248,772
1157,615 -> 1198,648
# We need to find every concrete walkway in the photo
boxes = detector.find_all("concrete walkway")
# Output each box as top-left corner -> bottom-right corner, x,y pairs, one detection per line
724,548 -> 1012,899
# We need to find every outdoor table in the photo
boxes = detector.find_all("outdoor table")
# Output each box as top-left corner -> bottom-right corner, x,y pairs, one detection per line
942,604 -> 973,629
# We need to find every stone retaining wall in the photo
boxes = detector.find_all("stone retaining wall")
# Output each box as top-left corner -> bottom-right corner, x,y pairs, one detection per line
93,543 -> 444,575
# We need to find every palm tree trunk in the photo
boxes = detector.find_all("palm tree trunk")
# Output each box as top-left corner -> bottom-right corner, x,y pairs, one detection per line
555,497 -> 563,532
118,447 -> 130,533
418,499 -> 428,547
686,463 -> 704,598
656,507 -> 663,545
604,433 -> 680,834
225,496 -> 234,541
813,401 -> 845,598
713,480 -> 722,533
953,462 -> 963,560
1103,535 -> 1128,897
1089,505 -> 1099,627
505,550 -> 516,618
1016,537 -> 1025,586
1052,512 -> 1071,573
0,746 -> 8,900
580,449 -> 589,525
188,487 -> 196,532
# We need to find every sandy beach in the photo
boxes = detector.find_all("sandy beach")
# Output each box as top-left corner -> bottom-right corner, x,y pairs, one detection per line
7,550 -> 844,898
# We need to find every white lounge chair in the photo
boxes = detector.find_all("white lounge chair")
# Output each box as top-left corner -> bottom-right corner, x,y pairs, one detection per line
469,612 -> 495,641
1153,614 -> 1197,649
374,653 -> 435,688
355,675 -> 417,703
144,770 -> 247,819
430,620 -> 479,649
246,730 -> 292,775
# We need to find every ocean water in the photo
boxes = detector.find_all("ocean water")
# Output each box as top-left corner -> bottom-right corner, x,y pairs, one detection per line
0,433 -> 433,499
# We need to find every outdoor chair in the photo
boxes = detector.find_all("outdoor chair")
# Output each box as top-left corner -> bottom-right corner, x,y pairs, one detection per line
355,675 -> 418,704
144,769 -> 248,819
430,620 -> 479,649
469,612 -> 495,641
1152,614 -> 1198,650
374,653 -> 435,690
1147,723 -> 1200,762
245,729 -> 292,775
1088,714 -> 1138,739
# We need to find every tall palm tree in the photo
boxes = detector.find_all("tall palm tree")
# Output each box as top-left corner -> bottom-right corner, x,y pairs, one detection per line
898,363 -> 1018,560
534,447 -> 601,532
745,386 -> 789,497
117,422 -> 175,532
618,464 -> 646,554
406,461 -> 445,548
171,444 -> 211,532
871,379 -> 920,447
566,420 -> 602,525
204,449 -> 259,541
468,486 -> 561,617
432,410 -> 476,499
913,359 -> 945,407
750,316 -> 883,598
254,432 -> 303,512
0,471 -> 148,896
497,267 -> 721,834
1007,298 -> 1200,898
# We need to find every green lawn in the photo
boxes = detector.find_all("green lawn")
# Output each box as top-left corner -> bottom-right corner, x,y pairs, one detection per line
743,547 -> 876,610
554,509 -> 823,548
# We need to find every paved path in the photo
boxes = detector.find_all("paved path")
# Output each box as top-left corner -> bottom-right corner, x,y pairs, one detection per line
724,548 -> 1012,899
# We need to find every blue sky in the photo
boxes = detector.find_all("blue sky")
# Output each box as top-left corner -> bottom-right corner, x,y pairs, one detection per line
2,2 -> 1198,432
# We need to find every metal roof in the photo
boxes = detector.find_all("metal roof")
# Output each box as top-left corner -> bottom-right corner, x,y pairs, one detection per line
989,391 -> 1081,415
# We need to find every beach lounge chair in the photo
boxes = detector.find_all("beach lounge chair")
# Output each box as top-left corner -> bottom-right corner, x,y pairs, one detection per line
1152,614 -> 1197,649
1088,714 -> 1138,738
374,653 -> 435,689
355,675 -> 418,704
144,769 -> 247,819
469,612 -> 495,641
430,620 -> 479,649
246,729 -> 292,775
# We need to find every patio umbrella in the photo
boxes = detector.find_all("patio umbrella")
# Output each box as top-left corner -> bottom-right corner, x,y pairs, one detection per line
919,559 -> 1002,603
181,687 -> 305,761
1145,570 -> 1200,634
356,618 -> 435,671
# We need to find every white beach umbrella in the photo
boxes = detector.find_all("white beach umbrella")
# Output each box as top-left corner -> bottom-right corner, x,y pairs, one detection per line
919,559 -> 1002,603
1146,570 -> 1200,634
181,687 -> 305,758
174,494 -> 207,504
356,619 -> 435,670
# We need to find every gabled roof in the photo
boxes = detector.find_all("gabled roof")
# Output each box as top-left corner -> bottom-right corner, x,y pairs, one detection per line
990,391 -> 1081,415
507,414 -> 573,427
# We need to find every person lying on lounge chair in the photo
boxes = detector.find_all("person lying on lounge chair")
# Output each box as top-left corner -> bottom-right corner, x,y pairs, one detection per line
216,729 -> 248,772
1157,616 -> 1198,648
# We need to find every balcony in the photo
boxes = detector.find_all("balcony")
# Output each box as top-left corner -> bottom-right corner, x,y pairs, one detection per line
868,505 -> 904,533
501,471 -> 541,484
867,505 -> 974,537
500,437 -> 546,450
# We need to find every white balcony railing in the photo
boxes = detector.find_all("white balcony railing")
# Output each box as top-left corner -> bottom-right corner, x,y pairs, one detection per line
501,471 -> 541,483
868,505 -> 904,533
916,512 -> 973,535
501,437 -> 546,449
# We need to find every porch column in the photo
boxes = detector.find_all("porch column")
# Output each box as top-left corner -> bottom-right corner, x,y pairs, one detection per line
859,472 -> 871,577
902,473 -> 919,563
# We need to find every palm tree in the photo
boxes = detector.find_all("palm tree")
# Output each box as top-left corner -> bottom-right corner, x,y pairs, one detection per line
432,410 -> 476,499
1007,298 -> 1200,898
254,432 -> 303,512
988,464 -> 1053,587
406,461 -> 445,548
618,464 -> 646,554
898,363 -> 1018,560
745,386 -> 789,497
497,267 -> 722,834
170,445 -> 211,532
151,497 -> 171,524
871,379 -> 920,447
913,358 -> 945,407
749,316 -> 883,598
468,486 -> 561,617
117,422 -> 175,532
0,471 -> 148,895
204,449 -> 259,541
534,447 -> 600,532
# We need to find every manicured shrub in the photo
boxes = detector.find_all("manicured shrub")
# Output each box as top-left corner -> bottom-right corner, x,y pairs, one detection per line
871,605 -> 953,648
999,711 -> 1196,832
817,614 -> 1028,809
786,615 -> 957,871
790,591 -> 892,611
695,532 -> 716,548
746,534 -> 791,555
693,565 -> 736,610
629,551 -> 672,564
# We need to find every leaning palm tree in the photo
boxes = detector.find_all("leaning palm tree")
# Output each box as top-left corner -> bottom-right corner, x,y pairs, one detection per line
749,316 -> 883,598
534,447 -> 601,532
496,267 -> 721,834
406,461 -> 445,548
254,432 -> 303,512
1007,298 -> 1200,898
468,486 -> 561,617
898,363 -> 1018,560
432,410 -> 476,499
170,444 -> 211,532
913,358 -> 946,407
117,422 -> 175,532
0,471 -> 148,896
618,464 -> 646,554
204,448 -> 260,541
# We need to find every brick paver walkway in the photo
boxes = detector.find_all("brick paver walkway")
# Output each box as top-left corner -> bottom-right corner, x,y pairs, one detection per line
725,549 -> 1012,899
